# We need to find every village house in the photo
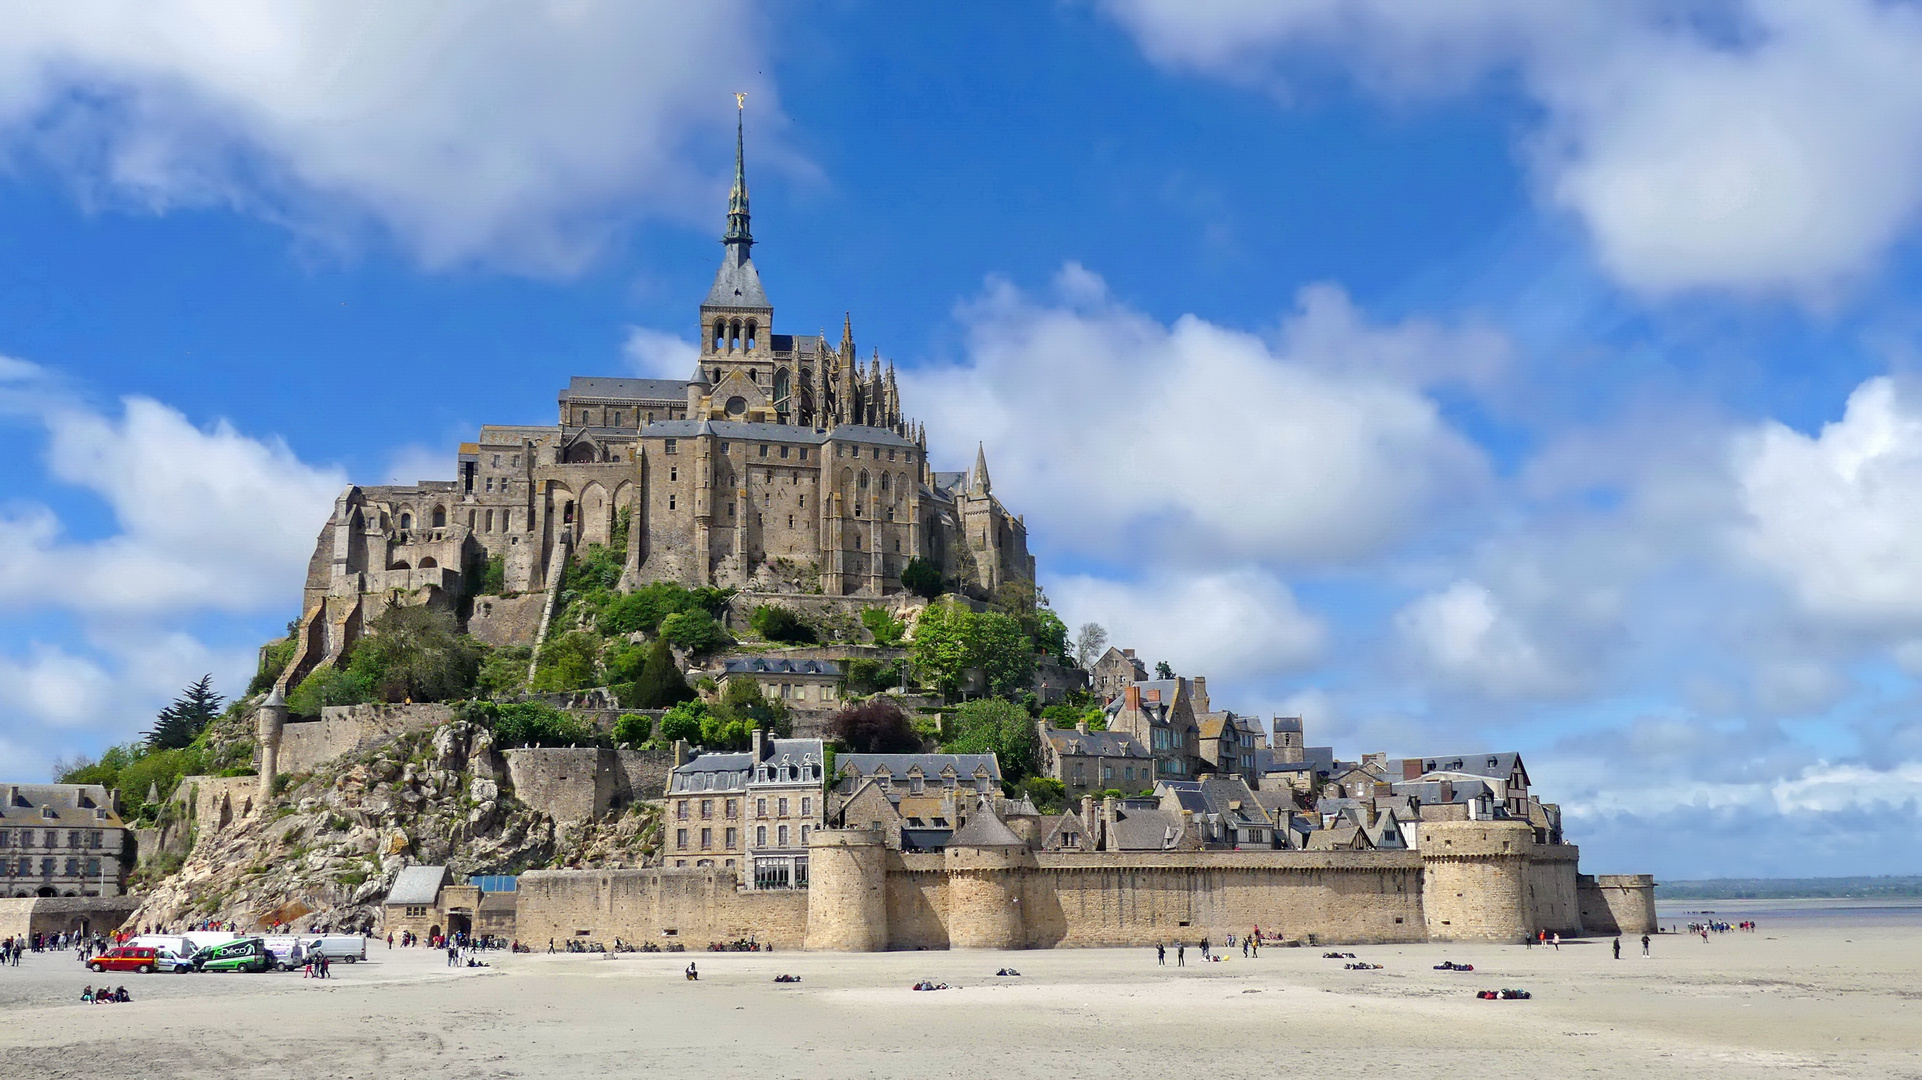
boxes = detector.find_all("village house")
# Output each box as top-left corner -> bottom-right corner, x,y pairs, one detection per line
665,732 -> 826,879
1038,720 -> 1154,798
0,784 -> 130,898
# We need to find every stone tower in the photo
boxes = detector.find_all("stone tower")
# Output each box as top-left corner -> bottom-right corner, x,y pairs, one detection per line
1419,819 -> 1533,943
804,826 -> 889,951
255,684 -> 288,804
693,97 -> 780,422
943,802 -> 1032,949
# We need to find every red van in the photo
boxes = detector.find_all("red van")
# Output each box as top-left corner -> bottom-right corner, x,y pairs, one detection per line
89,946 -> 159,974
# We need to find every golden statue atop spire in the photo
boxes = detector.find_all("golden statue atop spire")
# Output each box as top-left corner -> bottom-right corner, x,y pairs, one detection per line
735,91 -> 746,110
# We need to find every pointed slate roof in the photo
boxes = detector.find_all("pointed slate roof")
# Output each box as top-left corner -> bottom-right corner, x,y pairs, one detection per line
947,800 -> 1025,848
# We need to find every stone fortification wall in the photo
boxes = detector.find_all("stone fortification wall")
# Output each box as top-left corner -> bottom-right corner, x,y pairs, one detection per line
467,594 -> 548,648
515,867 -> 809,948
504,748 -> 615,825
1577,874 -> 1658,935
275,703 -> 455,775
1420,820 -> 1532,943
615,746 -> 674,801
1525,845 -> 1583,935
173,774 -> 264,841
0,896 -> 140,939
804,827 -> 890,951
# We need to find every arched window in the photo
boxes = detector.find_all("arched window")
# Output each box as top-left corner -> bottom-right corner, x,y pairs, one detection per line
879,473 -> 890,492
745,320 -> 758,351
432,506 -> 447,528
419,556 -> 437,568
398,512 -> 413,531
858,470 -> 869,490
713,321 -> 726,351
730,319 -> 742,352
390,560 -> 411,570
563,500 -> 575,524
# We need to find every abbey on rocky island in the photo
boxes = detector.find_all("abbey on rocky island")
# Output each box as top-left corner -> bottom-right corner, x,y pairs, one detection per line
283,108 -> 1032,689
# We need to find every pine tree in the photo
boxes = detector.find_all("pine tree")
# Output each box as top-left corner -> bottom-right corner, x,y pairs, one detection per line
145,674 -> 224,751
632,636 -> 694,709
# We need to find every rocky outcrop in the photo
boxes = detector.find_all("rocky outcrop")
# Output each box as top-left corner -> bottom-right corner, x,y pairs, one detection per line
125,720 -> 658,934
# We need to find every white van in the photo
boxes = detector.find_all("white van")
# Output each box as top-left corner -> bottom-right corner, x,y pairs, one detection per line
181,931 -> 240,953
305,935 -> 368,963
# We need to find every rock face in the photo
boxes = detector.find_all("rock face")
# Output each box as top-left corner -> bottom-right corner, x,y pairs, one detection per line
127,720 -> 659,933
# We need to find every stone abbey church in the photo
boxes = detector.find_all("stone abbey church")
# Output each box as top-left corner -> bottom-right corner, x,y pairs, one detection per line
284,112 -> 1033,681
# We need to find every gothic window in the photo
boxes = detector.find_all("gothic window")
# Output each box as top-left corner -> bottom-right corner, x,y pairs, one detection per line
879,473 -> 890,492
773,367 -> 790,405
485,510 -> 494,532
858,471 -> 869,489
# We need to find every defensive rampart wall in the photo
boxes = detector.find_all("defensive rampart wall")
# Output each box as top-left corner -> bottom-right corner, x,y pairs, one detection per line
274,703 -> 454,775
1577,873 -> 1658,935
514,867 -> 809,948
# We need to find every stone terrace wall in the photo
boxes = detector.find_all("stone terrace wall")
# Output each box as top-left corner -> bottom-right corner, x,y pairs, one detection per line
1525,846 -> 1583,935
275,703 -> 455,775
467,593 -> 547,648
504,748 -> 614,825
515,867 -> 809,948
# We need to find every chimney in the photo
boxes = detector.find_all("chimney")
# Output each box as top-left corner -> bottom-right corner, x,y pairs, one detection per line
1101,795 -> 1119,848
1074,717 -> 1089,735
1402,758 -> 1422,781
752,726 -> 765,761
674,739 -> 692,768
1124,685 -> 1140,711
1081,795 -> 1097,839
1192,676 -> 1208,713
1121,648 -> 1134,658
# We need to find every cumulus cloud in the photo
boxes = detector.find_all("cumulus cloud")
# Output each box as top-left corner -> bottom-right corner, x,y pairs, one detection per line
0,645 -> 114,730
1735,375 -> 1922,626
0,394 -> 343,615
1104,0 -> 1922,295
0,2 -> 770,270
1394,580 -> 1574,700
624,326 -> 699,380
1051,567 -> 1325,682
910,265 -> 1492,568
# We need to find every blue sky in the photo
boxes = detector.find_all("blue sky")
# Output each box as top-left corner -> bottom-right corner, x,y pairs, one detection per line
3,1 -> 1921,878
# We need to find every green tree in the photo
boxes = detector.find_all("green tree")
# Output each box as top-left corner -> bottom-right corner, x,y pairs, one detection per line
900,556 -> 943,600
908,597 -> 974,696
628,637 -> 693,709
477,646 -> 531,697
942,697 -> 1040,783
1019,776 -> 1067,814
660,610 -> 732,655
971,609 -> 1038,698
145,674 -> 224,751
749,604 -> 816,644
354,605 -> 484,702
248,637 -> 298,697
717,678 -> 791,738
658,700 -> 710,744
530,631 -> 602,691
613,713 -> 653,747
1154,660 -> 1175,680
474,553 -> 507,596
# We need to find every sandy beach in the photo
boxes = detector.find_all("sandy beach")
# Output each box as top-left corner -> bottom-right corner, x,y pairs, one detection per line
3,903 -> 1918,1079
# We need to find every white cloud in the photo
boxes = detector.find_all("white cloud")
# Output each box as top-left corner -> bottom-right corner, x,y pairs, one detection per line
911,265 -> 1491,568
0,395 -> 344,614
1104,0 -> 1922,295
384,443 -> 449,486
0,645 -> 114,729
624,326 -> 699,380
1394,580 -> 1573,700
1734,376 -> 1922,625
1051,567 -> 1324,682
0,2 -> 769,270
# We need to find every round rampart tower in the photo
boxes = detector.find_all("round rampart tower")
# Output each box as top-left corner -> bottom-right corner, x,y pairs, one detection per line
805,826 -> 888,951
943,808 -> 1032,950
1420,819 -> 1532,943
255,685 -> 287,805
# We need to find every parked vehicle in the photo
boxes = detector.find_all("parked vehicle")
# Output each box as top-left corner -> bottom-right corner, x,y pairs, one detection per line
302,935 -> 368,963
125,936 -> 197,973
88,946 -> 159,974
181,931 -> 241,953
192,937 -> 273,974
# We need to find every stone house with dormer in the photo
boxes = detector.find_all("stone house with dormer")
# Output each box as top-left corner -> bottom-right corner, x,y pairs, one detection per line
0,784 -> 130,898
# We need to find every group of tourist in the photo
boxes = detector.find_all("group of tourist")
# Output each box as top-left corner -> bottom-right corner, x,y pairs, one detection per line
1684,919 -> 1753,937
79,985 -> 131,1003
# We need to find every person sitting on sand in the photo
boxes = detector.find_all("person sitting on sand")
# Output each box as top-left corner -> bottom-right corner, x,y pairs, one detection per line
80,986 -> 93,1003
685,962 -> 699,981
114,986 -> 130,1003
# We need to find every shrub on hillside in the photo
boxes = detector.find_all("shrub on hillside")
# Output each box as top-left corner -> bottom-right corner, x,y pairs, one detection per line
248,637 -> 298,696
530,631 -> 601,692
861,607 -> 906,646
658,701 -> 709,745
749,604 -> 816,644
613,713 -> 653,747
900,557 -> 943,600
464,701 -> 605,748
660,610 -> 732,655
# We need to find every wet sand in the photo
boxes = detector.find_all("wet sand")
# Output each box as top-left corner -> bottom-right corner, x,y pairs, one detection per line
2,909 -> 1918,1079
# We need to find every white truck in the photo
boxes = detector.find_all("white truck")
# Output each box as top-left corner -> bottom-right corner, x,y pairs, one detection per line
263,934 -> 368,968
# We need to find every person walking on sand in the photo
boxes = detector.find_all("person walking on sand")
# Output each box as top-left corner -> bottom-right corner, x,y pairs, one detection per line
1156,944 -> 1165,966
1551,932 -> 1560,951
1613,936 -> 1621,960
1642,934 -> 1651,957
1177,943 -> 1185,967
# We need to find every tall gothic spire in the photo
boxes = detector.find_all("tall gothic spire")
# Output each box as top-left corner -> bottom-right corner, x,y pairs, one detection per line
972,442 -> 992,495
725,93 -> 751,247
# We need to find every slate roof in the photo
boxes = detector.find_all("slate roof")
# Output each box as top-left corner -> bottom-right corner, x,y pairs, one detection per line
670,752 -> 753,793
704,248 -> 770,309
948,802 -> 1025,848
387,865 -> 449,906
1041,727 -> 1149,759
1399,752 -> 1526,784
640,419 -> 917,448
562,376 -> 693,401
1107,805 -> 1186,851
724,656 -> 841,677
836,753 -> 1001,784
0,784 -> 122,827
